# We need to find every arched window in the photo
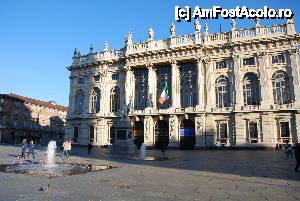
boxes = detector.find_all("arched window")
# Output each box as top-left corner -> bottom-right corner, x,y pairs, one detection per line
242,73 -> 260,105
215,76 -> 230,108
272,71 -> 291,105
91,88 -> 100,113
180,64 -> 197,107
110,86 -> 120,112
75,89 -> 84,114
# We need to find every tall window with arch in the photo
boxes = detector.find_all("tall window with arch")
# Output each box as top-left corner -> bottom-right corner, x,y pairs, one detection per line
91,88 -> 101,113
134,68 -> 148,110
242,73 -> 260,106
179,64 -> 197,107
110,86 -> 120,112
215,76 -> 230,108
75,89 -> 85,114
272,71 -> 291,105
156,66 -> 171,109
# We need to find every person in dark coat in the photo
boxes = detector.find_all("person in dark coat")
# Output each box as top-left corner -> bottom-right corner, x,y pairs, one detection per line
88,143 -> 92,154
27,140 -> 35,159
294,143 -> 300,172
21,139 -> 27,159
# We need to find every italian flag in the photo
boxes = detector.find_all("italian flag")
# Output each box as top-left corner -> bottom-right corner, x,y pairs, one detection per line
158,82 -> 169,104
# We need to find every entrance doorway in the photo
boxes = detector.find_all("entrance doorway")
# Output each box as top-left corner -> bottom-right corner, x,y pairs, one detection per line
180,119 -> 195,150
155,120 -> 169,149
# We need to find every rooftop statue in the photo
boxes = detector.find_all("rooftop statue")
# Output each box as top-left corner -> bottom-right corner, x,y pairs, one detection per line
148,27 -> 154,41
170,23 -> 176,37
126,31 -> 133,45
194,19 -> 201,32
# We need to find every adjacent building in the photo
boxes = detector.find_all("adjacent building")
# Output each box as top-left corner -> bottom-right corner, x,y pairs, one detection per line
65,19 -> 300,149
0,93 -> 67,145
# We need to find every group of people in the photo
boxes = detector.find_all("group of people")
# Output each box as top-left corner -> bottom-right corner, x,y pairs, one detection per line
20,139 -> 35,159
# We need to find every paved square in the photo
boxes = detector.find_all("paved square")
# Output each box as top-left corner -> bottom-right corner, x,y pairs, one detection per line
0,145 -> 299,201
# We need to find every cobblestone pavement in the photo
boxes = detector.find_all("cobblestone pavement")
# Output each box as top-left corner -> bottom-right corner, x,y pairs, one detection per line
0,144 -> 299,201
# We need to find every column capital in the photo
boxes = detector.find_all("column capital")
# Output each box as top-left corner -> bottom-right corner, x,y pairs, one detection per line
146,63 -> 154,69
168,59 -> 178,66
124,65 -> 132,72
202,57 -> 211,64
288,47 -> 299,55
256,51 -> 268,58
231,53 -> 240,60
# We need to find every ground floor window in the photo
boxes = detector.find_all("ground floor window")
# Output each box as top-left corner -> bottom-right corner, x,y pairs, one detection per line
74,127 -> 78,142
280,122 -> 290,143
218,123 -> 228,144
249,122 -> 258,143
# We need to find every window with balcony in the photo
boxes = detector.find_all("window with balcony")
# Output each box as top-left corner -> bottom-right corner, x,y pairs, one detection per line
272,54 -> 285,64
280,122 -> 290,143
216,60 -> 227,69
134,68 -> 148,110
242,73 -> 260,106
75,89 -> 84,114
157,66 -> 172,109
243,57 -> 255,66
215,76 -> 230,108
110,86 -> 120,112
180,64 -> 197,107
91,88 -> 100,113
272,71 -> 292,105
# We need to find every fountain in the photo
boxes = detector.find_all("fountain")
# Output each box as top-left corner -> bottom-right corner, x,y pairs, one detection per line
0,140 -> 114,178
140,143 -> 146,159
46,140 -> 57,167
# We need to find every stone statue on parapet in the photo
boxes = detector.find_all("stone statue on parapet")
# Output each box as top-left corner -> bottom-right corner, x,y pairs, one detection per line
126,32 -> 133,45
170,23 -> 176,37
148,27 -> 154,41
194,19 -> 201,32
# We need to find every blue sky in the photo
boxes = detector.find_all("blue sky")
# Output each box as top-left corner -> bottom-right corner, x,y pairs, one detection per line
0,0 -> 299,106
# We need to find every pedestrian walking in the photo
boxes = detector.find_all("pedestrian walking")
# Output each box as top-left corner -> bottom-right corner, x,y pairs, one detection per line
62,140 -> 69,157
27,140 -> 35,159
294,143 -> 300,172
286,144 -> 294,159
65,140 -> 72,157
21,139 -> 27,159
88,143 -> 92,154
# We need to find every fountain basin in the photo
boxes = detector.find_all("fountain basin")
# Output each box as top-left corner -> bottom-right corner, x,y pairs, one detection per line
0,162 -> 115,178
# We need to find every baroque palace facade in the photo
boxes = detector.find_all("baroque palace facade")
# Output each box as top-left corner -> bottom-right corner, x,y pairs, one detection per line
65,18 -> 300,149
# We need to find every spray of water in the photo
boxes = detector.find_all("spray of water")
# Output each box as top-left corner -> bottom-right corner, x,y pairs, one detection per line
140,143 -> 146,159
46,141 -> 57,167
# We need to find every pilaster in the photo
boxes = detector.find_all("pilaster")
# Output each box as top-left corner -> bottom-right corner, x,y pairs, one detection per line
196,58 -> 205,109
288,48 -> 300,107
147,64 -> 157,108
169,115 -> 179,147
257,51 -> 271,109
204,58 -> 212,110
144,116 -> 154,145
170,60 -> 180,108
232,54 -> 242,109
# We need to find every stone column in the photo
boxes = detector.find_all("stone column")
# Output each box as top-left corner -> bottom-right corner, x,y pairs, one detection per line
169,115 -> 179,147
84,75 -> 92,114
257,51 -> 271,109
144,116 -> 154,146
125,66 -> 134,105
288,48 -> 300,107
147,64 -> 157,108
232,54 -> 242,109
194,115 -> 203,147
204,58 -> 212,110
170,60 -> 180,108
196,58 -> 205,109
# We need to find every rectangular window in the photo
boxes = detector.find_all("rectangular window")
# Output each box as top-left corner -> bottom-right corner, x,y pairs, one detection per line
134,68 -> 148,110
112,73 -> 119,80
219,123 -> 228,144
90,126 -> 94,143
272,54 -> 285,64
156,66 -> 172,109
0,98 -> 4,103
74,127 -> 79,142
0,106 -> 2,112
77,78 -> 84,85
280,122 -> 290,138
216,60 -> 227,69
249,122 -> 258,143
243,58 -> 255,66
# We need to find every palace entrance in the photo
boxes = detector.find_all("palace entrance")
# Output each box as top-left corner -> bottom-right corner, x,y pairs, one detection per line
180,119 -> 195,149
154,120 -> 169,149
